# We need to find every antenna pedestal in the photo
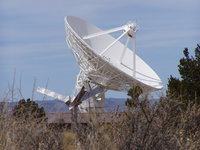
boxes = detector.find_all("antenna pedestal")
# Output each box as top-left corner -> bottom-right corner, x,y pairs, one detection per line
79,93 -> 105,113
72,71 -> 105,113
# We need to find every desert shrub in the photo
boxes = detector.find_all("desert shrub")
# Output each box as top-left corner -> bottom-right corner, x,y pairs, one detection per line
0,99 -> 63,150
13,98 -> 46,123
72,96 -> 200,150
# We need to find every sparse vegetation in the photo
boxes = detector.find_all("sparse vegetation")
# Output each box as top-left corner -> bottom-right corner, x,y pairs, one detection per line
75,94 -> 200,150
0,98 -> 63,150
13,98 -> 46,123
0,90 -> 200,150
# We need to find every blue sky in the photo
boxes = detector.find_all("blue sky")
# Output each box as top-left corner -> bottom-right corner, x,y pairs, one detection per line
0,0 -> 199,101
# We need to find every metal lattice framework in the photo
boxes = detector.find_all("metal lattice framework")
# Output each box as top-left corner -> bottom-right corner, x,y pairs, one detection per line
64,19 -> 159,92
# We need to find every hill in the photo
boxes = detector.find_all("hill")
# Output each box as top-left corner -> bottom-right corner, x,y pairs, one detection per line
3,98 -> 126,113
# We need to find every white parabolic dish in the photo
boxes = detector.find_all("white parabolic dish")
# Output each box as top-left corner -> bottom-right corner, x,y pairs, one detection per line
65,16 -> 163,92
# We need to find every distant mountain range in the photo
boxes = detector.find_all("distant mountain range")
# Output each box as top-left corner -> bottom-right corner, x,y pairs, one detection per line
2,98 -> 127,113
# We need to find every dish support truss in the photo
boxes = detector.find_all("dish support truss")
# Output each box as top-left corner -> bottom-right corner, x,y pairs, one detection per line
65,21 -> 157,92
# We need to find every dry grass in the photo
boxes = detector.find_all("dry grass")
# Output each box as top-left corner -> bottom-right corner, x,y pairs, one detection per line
0,84 -> 200,149
0,112 -> 63,150
74,97 -> 200,150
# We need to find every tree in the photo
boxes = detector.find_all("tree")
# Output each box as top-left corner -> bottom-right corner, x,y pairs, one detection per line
13,98 -> 46,122
167,43 -> 200,105
125,85 -> 143,108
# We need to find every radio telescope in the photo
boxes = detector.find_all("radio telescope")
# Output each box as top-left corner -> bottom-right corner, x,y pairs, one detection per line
37,16 -> 163,112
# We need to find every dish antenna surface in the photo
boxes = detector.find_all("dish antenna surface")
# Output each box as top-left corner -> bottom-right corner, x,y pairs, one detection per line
37,16 -> 163,112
